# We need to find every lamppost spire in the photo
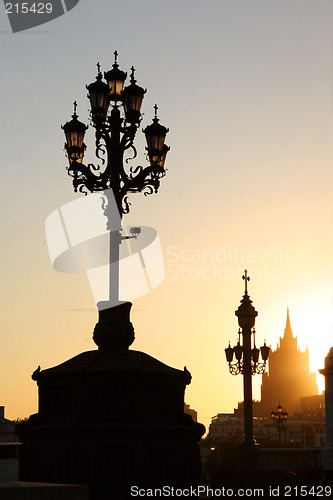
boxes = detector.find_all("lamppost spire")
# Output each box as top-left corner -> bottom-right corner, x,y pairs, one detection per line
242,269 -> 250,295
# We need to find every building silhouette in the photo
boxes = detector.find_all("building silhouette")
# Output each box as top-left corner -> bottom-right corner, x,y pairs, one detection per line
207,413 -> 325,448
0,406 -> 20,482
297,394 -> 325,421
259,309 -> 318,417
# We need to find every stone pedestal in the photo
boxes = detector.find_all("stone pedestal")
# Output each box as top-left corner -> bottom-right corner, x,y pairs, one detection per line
17,303 -> 205,499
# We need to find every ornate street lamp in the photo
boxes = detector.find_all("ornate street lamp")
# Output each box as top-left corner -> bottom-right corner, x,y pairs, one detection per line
62,51 -> 169,205
18,53 -> 205,495
224,270 -> 270,454
61,50 -> 170,349
271,403 -> 288,447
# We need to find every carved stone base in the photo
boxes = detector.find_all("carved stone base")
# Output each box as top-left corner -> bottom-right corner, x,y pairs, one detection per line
17,342 -> 205,498
93,302 -> 135,349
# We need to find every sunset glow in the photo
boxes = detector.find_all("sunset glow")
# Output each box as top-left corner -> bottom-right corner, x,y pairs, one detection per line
1,1 -> 333,434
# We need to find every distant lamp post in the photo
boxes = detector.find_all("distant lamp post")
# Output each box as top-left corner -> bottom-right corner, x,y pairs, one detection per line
271,403 -> 288,447
224,270 -> 270,453
61,51 -> 170,348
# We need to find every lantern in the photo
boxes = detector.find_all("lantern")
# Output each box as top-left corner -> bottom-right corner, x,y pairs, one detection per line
122,67 -> 146,124
104,51 -> 127,101
86,64 -> 110,124
62,102 -> 88,164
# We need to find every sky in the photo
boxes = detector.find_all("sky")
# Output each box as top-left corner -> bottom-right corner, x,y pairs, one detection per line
0,0 -> 333,432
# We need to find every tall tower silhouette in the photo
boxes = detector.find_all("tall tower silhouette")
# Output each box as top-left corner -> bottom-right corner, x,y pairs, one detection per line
259,309 -> 318,417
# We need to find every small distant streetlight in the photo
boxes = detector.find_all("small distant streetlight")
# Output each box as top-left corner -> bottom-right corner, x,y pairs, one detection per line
271,403 -> 288,447
210,445 -> 220,471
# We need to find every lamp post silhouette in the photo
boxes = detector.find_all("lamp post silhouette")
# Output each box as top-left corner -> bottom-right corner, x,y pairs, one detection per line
271,403 -> 288,447
61,51 -> 169,348
225,270 -> 270,460
17,51 -> 205,497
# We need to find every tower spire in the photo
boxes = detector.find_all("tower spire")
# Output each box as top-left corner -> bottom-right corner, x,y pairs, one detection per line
282,307 -> 295,345
285,307 -> 291,332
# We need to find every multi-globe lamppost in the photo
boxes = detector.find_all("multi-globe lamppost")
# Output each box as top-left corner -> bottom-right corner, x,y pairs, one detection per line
271,403 -> 288,447
17,51 -> 205,495
61,51 -> 169,347
225,270 -> 270,455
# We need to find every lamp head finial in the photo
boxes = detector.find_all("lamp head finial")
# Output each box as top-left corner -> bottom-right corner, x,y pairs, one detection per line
242,269 -> 250,295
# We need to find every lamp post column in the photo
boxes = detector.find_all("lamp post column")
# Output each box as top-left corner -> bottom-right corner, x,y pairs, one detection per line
271,404 -> 288,447
242,322 -> 254,446
235,270 -> 258,451
105,105 -> 123,308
